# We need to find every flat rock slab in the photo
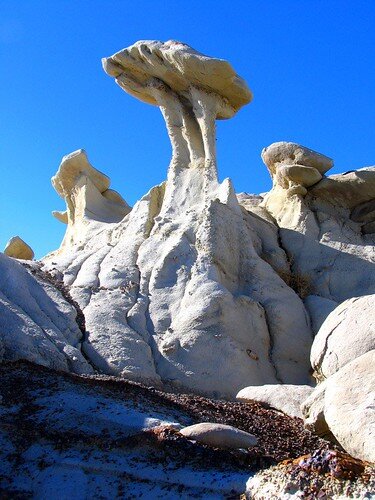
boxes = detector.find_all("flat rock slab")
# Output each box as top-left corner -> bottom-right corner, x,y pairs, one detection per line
236,384 -> 314,418
180,422 -> 257,449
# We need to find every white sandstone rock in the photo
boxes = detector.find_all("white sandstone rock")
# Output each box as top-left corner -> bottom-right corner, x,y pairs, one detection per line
8,45 -> 369,401
300,380 -> 330,436
102,40 -> 252,116
51,149 -> 131,253
324,350 -> 375,463
261,143 -> 375,313
262,142 -> 333,177
303,295 -> 338,336
4,236 -> 34,260
180,422 -> 257,449
0,253 -> 93,374
311,294 -> 375,380
103,39 -> 252,205
1,41 -> 373,409
41,41 -> 313,397
236,384 -> 313,418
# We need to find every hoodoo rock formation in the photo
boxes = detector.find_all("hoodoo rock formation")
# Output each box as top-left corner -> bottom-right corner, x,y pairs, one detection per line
1,41 -> 374,472
40,40 -> 317,397
51,149 -> 131,252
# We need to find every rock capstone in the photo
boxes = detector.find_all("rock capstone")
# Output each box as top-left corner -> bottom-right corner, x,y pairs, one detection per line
4,236 -> 34,260
51,149 -> 131,252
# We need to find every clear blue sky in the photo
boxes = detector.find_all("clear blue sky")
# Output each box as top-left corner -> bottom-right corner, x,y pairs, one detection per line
1,0 -> 374,258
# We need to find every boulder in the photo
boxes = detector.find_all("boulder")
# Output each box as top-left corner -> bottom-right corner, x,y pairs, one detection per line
180,422 -> 257,449
300,380 -> 330,437
311,295 -> 375,381
4,236 -> 34,260
261,142 -> 333,177
324,350 -> 375,463
236,384 -> 313,418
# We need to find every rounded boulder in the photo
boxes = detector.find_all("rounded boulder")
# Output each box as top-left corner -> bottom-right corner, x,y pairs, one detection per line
179,422 -> 257,449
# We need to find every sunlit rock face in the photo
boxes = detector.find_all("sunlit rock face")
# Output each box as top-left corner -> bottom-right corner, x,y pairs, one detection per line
50,149 -> 131,253
261,142 -> 375,305
1,41 -> 374,489
4,236 -> 34,260
39,41 -> 315,397
0,253 -> 93,375
1,40 -> 365,399
102,39 -> 253,217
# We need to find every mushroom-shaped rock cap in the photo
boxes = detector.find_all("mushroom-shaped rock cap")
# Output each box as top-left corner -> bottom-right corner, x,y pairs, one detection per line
4,236 -> 34,260
52,149 -> 110,199
262,142 -> 333,176
102,40 -> 252,119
